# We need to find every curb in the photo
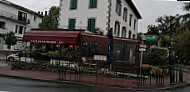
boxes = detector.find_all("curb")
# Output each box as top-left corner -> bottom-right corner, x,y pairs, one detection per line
0,73 -> 190,91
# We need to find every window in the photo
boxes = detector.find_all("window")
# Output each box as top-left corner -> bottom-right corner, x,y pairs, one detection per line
129,14 -> 132,26
123,8 -> 128,22
0,21 -> 5,29
88,18 -> 96,33
122,27 -> 127,38
134,19 -> 136,30
128,30 -> 132,39
114,21 -> 120,36
34,16 -> 36,21
116,0 -> 122,16
24,27 -> 27,34
89,0 -> 97,8
70,0 -> 78,9
19,26 -> 23,34
68,19 -> 76,29
18,11 -> 27,22
15,25 -> 18,33
133,34 -> 136,39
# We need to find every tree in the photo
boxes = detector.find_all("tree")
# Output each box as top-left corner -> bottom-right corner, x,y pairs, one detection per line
3,32 -> 17,63
174,28 -> 190,64
39,6 -> 59,29
146,25 -> 159,35
4,32 -> 17,49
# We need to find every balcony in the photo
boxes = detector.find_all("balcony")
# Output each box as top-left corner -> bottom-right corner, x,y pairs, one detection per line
0,28 -> 7,34
0,10 -> 30,24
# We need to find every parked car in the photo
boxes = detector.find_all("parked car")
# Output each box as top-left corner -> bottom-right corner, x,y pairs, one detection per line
7,52 -> 22,62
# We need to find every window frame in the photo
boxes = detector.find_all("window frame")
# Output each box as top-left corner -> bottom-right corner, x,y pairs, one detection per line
89,0 -> 97,8
128,30 -> 132,39
129,14 -> 133,26
88,18 -> 96,33
114,21 -> 120,37
116,0 -> 122,16
70,0 -> 78,9
134,19 -> 136,30
122,27 -> 127,38
123,7 -> 128,22
68,18 -> 76,29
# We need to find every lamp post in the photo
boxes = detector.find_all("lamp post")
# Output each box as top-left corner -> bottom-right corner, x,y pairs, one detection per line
169,16 -> 176,84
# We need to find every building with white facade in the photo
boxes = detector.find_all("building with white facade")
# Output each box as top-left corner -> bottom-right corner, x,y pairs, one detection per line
0,0 -> 43,51
59,0 -> 142,39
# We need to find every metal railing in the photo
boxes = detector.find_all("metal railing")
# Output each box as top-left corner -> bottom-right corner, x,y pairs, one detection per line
0,10 -> 30,24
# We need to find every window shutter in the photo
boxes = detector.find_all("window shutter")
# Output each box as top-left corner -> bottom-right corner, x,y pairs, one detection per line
93,0 -> 97,8
70,0 -> 77,9
68,19 -> 75,29
89,0 -> 97,8
88,19 -> 95,32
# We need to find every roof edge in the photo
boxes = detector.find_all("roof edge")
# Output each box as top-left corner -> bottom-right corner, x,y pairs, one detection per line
125,0 -> 142,19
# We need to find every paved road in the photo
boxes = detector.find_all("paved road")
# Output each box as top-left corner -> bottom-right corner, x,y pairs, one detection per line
0,76 -> 190,92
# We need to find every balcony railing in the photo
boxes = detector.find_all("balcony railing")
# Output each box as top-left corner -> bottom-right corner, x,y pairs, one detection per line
0,10 -> 30,24
0,28 -> 7,34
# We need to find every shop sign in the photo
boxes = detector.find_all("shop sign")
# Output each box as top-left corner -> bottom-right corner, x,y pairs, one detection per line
31,40 -> 64,44
145,35 -> 158,41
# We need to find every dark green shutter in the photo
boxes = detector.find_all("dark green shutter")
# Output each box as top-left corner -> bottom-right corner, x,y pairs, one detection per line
68,19 -> 76,29
70,0 -> 77,9
89,0 -> 97,8
88,19 -> 95,32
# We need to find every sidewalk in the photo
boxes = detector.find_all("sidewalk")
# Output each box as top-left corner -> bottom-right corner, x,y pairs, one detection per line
0,61 -> 190,90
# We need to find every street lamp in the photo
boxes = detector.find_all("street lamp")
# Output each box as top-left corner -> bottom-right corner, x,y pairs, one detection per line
168,16 -> 176,84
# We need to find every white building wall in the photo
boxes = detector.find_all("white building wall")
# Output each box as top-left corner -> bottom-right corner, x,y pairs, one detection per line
59,0 -> 109,35
110,0 -> 138,39
0,1 -> 42,51
59,0 -> 140,38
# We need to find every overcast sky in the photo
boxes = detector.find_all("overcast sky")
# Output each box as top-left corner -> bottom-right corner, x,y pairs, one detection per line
7,0 -> 188,33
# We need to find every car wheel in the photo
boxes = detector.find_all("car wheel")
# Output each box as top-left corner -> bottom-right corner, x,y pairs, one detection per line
8,57 -> 14,62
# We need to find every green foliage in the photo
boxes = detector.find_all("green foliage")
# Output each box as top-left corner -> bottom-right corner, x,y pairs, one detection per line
159,35 -> 170,47
39,6 -> 59,29
183,2 -> 190,12
47,51 -> 59,59
146,25 -> 159,35
144,45 -> 169,65
94,28 -> 103,35
174,28 -> 190,63
137,33 -> 144,40
4,32 -> 17,49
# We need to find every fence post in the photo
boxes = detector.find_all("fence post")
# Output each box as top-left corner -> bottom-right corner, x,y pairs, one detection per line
179,66 -> 183,82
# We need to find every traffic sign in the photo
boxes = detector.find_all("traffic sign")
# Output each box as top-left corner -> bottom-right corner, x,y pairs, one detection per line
145,35 -> 158,41
139,48 -> 146,51
140,44 -> 148,48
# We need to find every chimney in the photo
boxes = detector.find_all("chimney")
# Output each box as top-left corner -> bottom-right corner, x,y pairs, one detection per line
45,11 -> 48,16
41,12 -> 43,15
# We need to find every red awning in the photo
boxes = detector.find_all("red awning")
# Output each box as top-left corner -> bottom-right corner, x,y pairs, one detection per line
23,30 -> 82,44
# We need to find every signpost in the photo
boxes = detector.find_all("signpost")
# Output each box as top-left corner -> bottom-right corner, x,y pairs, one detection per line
140,44 -> 148,48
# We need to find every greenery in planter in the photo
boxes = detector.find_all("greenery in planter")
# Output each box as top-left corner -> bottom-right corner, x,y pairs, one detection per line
47,51 -> 60,59
143,45 -> 169,65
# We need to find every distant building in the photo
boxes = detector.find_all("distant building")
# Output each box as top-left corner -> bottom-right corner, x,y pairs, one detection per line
59,0 -> 142,38
0,0 -> 43,51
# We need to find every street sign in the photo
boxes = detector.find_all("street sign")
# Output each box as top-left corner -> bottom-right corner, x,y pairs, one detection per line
145,35 -> 158,41
139,48 -> 146,51
140,44 -> 148,48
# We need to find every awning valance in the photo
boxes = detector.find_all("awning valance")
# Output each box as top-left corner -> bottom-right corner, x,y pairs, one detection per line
23,30 -> 82,44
